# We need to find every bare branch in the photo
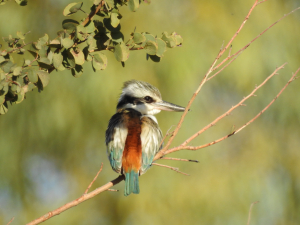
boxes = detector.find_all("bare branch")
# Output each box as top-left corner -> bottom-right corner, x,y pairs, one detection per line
26,175 -> 124,225
152,163 -> 189,176
6,217 -> 14,225
247,201 -> 259,225
84,163 -> 103,194
155,0 -> 268,159
161,63 -> 287,156
165,66 -> 299,153
161,157 -> 199,163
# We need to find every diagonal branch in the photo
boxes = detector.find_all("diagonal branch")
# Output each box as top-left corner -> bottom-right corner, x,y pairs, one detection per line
26,171 -> 124,225
165,66 -> 299,153
155,0 -> 267,159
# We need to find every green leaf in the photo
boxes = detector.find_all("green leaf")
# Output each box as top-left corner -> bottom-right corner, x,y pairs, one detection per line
39,45 -> 48,58
70,48 -> 85,65
144,33 -> 156,42
57,63 -> 65,71
71,65 -> 83,78
85,21 -> 95,33
48,51 -> 53,64
144,41 -> 158,55
25,59 -> 31,65
156,38 -> 166,57
63,2 -> 82,16
133,32 -> 146,44
13,67 -> 22,76
39,34 -> 49,46
0,94 -> 5,104
149,55 -> 161,62
62,19 -> 79,34
0,104 -> 8,115
62,38 -> 74,49
111,12 -> 120,28
87,36 -> 97,52
15,92 -> 25,104
38,58 -> 52,69
76,25 -> 86,41
11,83 -> 21,94
106,32 -> 124,43
69,2 -> 83,13
114,42 -> 129,62
17,31 -> 25,40
66,51 -> 76,68
128,0 -> 139,12
53,53 -> 63,69
37,70 -> 50,87
27,83 -> 36,92
0,60 -> 14,73
23,68 -> 38,83
92,52 -> 107,70
161,32 -> 176,48
105,0 -> 114,8
0,56 -> 5,63
173,32 -> 183,45
49,39 -> 61,47
15,0 -> 27,6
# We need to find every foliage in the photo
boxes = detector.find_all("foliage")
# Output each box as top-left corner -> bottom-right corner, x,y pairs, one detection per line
0,0 -> 183,115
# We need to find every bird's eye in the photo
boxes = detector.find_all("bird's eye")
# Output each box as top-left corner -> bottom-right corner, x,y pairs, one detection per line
144,96 -> 153,102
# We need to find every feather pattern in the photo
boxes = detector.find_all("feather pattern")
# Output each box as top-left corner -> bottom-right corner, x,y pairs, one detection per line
105,110 -> 162,175
106,112 -> 128,173
140,115 -> 163,174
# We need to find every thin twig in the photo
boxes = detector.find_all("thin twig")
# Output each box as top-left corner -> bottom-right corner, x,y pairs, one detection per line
159,125 -> 175,148
6,217 -> 14,225
162,63 -> 287,155
152,163 -> 189,176
155,0 -> 267,160
213,6 -> 300,72
166,66 -> 299,153
107,189 -> 119,192
84,163 -> 103,194
82,1 -> 105,26
26,175 -> 124,225
161,157 -> 199,163
247,201 -> 259,225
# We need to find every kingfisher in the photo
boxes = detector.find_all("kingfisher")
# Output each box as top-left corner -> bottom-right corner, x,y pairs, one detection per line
105,80 -> 185,196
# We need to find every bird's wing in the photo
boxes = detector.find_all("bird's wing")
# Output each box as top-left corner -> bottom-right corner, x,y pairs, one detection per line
140,115 -> 163,175
105,112 -> 128,173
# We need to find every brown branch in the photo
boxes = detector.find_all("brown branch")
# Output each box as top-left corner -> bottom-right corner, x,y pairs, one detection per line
6,217 -> 14,225
217,0 -> 263,58
159,125 -> 175,148
82,1 -> 105,26
26,175 -> 124,225
159,63 -> 287,156
84,163 -> 103,194
213,6 -> 300,72
165,66 -> 299,153
161,157 -> 199,163
155,0 -> 267,160
152,163 -> 189,176
247,201 -> 259,225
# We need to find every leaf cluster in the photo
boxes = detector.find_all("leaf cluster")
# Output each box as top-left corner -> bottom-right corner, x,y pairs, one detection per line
0,0 -> 182,115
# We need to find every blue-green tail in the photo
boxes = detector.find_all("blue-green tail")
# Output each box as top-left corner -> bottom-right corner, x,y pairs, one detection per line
124,170 -> 140,196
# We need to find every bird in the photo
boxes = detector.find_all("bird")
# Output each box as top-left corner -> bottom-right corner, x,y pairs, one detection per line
105,80 -> 185,196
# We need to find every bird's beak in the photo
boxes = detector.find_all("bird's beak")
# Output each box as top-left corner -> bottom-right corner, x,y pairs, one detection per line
153,100 -> 185,112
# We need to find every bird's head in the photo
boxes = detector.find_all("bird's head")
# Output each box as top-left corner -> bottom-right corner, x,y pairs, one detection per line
117,80 -> 185,115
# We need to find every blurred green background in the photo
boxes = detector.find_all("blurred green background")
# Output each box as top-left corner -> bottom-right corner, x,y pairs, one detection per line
1,0 -> 300,224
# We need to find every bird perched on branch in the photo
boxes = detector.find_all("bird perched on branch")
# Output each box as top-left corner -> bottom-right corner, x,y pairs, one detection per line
105,80 -> 185,196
